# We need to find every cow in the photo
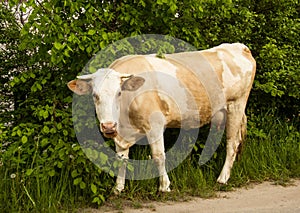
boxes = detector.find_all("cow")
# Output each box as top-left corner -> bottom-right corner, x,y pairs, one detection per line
67,43 -> 256,194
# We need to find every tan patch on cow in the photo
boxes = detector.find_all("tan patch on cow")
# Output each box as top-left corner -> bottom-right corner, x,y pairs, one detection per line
110,55 -> 154,75
200,51 -> 224,83
124,91 -> 162,132
219,49 -> 240,76
201,49 -> 242,87
165,59 -> 212,127
157,95 -> 170,116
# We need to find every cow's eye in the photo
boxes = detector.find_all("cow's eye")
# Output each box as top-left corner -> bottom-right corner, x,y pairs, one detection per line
117,91 -> 121,97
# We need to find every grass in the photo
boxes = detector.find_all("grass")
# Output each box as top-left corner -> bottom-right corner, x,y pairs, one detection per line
0,166 -> 81,212
0,112 -> 299,212
232,115 -> 300,183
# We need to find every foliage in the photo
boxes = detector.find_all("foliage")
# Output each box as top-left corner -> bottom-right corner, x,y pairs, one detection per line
0,0 -> 299,211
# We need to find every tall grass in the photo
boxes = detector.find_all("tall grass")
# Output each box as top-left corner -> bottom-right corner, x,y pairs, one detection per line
231,114 -> 300,184
0,112 -> 299,212
0,165 -> 81,212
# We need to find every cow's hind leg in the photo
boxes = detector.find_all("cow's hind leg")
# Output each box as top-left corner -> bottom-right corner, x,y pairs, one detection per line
217,101 -> 247,184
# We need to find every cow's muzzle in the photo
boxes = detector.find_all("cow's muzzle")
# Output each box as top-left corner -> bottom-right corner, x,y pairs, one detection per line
101,122 -> 117,138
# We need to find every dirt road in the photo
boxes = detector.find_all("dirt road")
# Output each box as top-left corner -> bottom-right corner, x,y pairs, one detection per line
100,179 -> 300,213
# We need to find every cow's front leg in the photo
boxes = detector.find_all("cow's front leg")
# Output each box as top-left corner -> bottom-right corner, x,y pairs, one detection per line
148,136 -> 170,192
114,144 -> 129,194
146,112 -> 170,192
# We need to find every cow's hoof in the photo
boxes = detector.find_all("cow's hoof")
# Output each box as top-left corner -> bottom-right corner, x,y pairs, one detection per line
217,178 -> 228,185
217,171 -> 230,184
159,187 -> 171,193
113,188 -> 122,195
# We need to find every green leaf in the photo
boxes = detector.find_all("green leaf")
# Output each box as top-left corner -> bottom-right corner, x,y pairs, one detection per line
14,77 -> 20,83
73,177 -> 82,185
89,66 -> 96,73
41,79 -> 47,85
54,41 -> 63,50
100,41 -> 106,49
64,49 -> 70,57
71,169 -> 79,178
91,183 -> 97,194
43,126 -> 50,134
109,170 -> 114,177
102,32 -> 108,40
57,161 -> 63,168
42,110 -> 49,119
17,129 -> 22,137
63,130 -> 68,136
80,181 -> 86,189
86,45 -> 93,54
99,152 -> 108,164
30,73 -> 36,78
41,138 -> 49,147
127,163 -> 134,172
10,81 -> 15,87
21,135 -> 28,144
26,169 -> 34,176
36,83 -> 42,91
21,76 -> 26,83
50,128 -> 57,134
99,194 -> 105,202
48,169 -> 55,177
88,29 -> 96,35
92,197 -> 100,204
57,123 -> 62,130
79,44 -> 85,51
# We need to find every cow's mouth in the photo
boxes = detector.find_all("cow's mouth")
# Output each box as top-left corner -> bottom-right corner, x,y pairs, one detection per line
101,122 -> 117,138
103,131 -> 117,138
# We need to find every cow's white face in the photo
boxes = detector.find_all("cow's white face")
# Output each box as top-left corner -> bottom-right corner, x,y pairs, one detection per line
68,69 -> 145,138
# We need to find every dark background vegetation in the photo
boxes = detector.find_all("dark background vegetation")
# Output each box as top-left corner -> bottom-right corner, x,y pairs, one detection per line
0,0 -> 299,211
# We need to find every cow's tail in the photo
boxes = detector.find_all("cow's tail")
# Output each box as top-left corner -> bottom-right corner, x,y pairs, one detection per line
237,113 -> 247,161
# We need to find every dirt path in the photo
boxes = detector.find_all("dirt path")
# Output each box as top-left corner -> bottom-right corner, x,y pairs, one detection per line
98,179 -> 300,213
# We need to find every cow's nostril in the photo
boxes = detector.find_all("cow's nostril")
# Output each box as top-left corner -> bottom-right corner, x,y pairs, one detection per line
101,122 -> 117,131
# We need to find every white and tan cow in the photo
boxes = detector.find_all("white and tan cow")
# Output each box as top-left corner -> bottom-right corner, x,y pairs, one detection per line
68,43 -> 256,193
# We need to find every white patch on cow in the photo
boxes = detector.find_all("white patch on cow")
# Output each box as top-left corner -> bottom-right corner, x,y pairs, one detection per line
144,56 -> 189,114
145,55 -> 178,77
217,51 -> 241,88
147,111 -> 166,144
91,69 -> 121,125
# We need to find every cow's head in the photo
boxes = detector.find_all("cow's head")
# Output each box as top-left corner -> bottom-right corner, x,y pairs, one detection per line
67,69 -> 145,138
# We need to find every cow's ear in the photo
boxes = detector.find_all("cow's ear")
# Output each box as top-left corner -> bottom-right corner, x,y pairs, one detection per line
67,79 -> 92,95
121,76 -> 145,91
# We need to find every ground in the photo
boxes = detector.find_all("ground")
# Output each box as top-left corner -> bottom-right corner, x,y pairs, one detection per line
83,179 -> 300,213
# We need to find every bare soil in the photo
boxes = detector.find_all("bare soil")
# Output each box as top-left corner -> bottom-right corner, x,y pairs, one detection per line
84,179 -> 300,213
